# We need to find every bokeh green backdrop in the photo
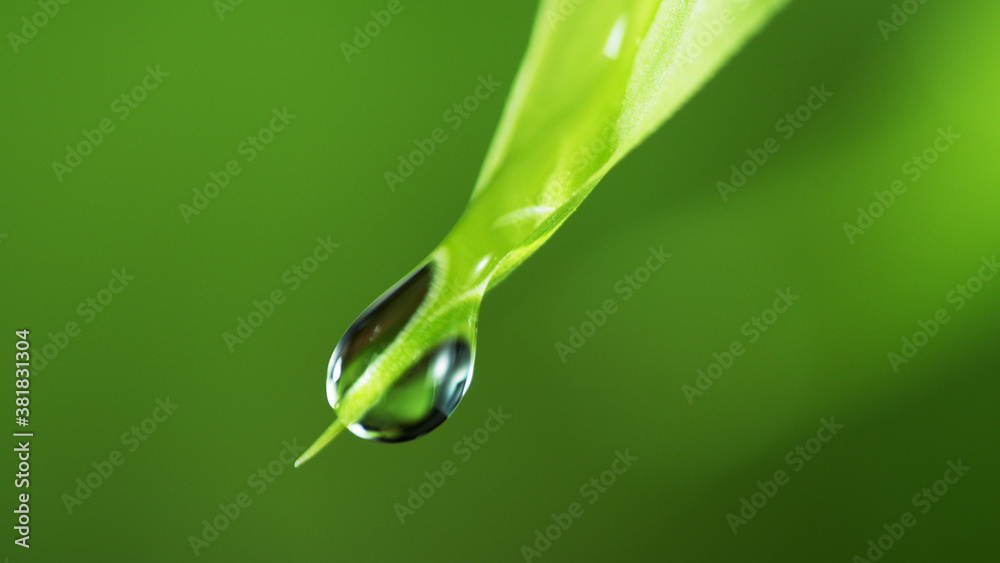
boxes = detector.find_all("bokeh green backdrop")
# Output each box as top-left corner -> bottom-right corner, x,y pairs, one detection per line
2,0 -> 998,561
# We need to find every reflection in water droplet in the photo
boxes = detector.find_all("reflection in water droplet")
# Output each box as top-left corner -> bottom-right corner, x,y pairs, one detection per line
326,265 -> 475,442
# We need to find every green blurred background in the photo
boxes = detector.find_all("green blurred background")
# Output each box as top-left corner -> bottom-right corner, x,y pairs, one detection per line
2,0 -> 998,561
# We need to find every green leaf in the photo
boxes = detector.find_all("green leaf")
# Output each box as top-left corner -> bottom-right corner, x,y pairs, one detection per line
298,0 -> 792,466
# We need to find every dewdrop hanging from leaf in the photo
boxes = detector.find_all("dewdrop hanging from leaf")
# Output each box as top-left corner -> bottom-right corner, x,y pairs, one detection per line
297,0 -> 792,466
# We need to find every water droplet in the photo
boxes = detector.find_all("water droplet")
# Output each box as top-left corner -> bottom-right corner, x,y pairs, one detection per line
326,265 -> 475,442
